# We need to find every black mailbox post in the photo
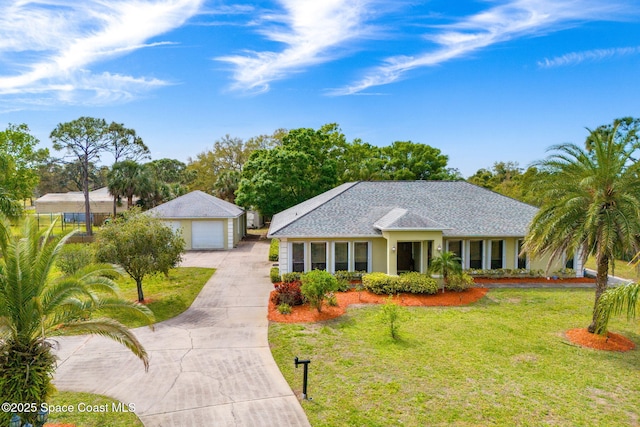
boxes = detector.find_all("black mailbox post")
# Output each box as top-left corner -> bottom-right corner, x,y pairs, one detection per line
294,356 -> 311,399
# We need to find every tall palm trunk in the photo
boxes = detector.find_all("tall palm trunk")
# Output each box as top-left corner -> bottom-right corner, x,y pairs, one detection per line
588,246 -> 609,333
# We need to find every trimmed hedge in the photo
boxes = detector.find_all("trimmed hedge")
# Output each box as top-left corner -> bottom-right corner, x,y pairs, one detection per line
362,272 -> 438,295
268,239 -> 279,261
282,272 -> 301,283
397,272 -> 438,294
270,267 -> 281,284
445,273 -> 474,292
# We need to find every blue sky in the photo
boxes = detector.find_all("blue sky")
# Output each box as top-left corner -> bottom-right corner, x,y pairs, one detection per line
1,0 -> 639,177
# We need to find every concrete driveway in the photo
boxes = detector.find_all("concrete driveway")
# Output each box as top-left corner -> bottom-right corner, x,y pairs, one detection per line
53,240 -> 310,426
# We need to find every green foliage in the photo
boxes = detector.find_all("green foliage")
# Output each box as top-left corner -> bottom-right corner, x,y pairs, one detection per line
0,217 -> 152,422
95,209 -> 185,302
300,270 -> 339,312
381,140 -> 456,180
0,123 -> 48,203
272,282 -> 304,306
107,159 -> 153,213
269,239 -> 279,261
325,292 -> 338,307
524,117 -> 640,333
429,251 -> 462,292
377,296 -> 408,340
282,272 -> 302,283
335,277 -> 351,292
334,270 -> 364,281
362,272 -> 400,295
270,267 -> 281,283
0,341 -> 56,425
467,162 -> 544,206
363,272 -> 438,295
594,282 -> 640,335
187,132 -> 281,199
446,273 -> 475,292
277,303 -> 292,315
467,268 -> 544,278
56,243 -> 94,275
397,272 -> 439,294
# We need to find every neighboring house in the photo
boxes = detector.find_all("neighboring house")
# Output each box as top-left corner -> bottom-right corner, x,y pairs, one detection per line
34,187 -> 126,225
147,190 -> 245,250
268,181 -> 582,277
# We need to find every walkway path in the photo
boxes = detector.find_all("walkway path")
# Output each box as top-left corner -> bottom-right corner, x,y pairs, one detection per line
53,240 -> 311,426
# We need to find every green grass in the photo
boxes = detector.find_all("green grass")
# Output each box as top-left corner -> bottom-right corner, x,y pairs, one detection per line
585,256 -> 640,281
109,267 -> 214,327
269,289 -> 640,427
44,391 -> 143,426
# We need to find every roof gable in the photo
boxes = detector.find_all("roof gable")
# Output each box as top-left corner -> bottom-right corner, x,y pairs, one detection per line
147,191 -> 243,218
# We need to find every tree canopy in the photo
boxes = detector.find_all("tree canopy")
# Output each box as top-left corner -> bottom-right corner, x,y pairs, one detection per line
0,123 -> 48,206
95,209 -> 185,302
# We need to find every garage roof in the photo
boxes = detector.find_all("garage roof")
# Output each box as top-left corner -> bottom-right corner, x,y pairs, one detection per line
147,190 -> 244,218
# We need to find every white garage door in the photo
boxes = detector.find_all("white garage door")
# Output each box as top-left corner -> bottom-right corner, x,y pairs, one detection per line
191,221 -> 224,249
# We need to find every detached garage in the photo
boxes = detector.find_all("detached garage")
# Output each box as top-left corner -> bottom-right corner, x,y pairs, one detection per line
147,191 -> 246,250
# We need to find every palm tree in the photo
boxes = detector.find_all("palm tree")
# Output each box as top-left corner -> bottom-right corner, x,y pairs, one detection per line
107,160 -> 153,216
594,283 -> 639,335
524,118 -> 640,334
0,217 -> 153,424
429,251 -> 462,293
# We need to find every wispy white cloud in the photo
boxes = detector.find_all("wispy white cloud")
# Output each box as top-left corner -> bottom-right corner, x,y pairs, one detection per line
538,46 -> 640,68
332,0 -> 628,95
0,0 -> 203,107
216,0 -> 376,93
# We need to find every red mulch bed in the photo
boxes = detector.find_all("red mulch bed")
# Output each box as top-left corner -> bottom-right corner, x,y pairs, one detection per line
268,288 -> 489,323
565,328 -> 636,352
473,277 -> 595,284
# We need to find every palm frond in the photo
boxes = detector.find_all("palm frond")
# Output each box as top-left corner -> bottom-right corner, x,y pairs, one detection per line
50,318 -> 149,370
594,283 -> 640,335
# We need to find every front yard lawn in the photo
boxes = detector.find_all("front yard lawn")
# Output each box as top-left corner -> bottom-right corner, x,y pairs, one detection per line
269,288 -> 639,427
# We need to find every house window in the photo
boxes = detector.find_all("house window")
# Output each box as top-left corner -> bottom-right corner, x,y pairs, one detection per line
448,240 -> 462,258
311,242 -> 327,270
354,242 -> 369,272
291,243 -> 305,273
491,240 -> 504,269
517,240 -> 526,269
334,242 -> 349,271
469,240 -> 483,269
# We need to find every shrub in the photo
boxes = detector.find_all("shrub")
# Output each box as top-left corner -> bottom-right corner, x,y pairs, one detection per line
325,292 -> 338,306
56,243 -> 94,275
334,271 -> 364,281
446,273 -> 475,292
362,272 -> 400,295
270,267 -> 281,283
336,277 -> 351,292
272,282 -> 304,306
377,296 -> 408,340
282,272 -> 302,283
301,270 -> 339,312
553,268 -> 575,278
277,303 -> 292,315
269,239 -> 279,261
397,272 -> 438,294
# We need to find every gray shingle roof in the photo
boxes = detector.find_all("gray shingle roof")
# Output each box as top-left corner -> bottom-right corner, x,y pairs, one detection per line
146,191 -> 243,218
268,181 -> 538,238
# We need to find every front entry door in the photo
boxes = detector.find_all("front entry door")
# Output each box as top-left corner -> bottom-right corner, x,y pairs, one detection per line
397,242 -> 415,273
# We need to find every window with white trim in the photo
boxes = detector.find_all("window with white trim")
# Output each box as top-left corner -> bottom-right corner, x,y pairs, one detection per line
310,242 -> 327,270
469,240 -> 483,269
291,242 -> 305,273
490,240 -> 504,269
354,242 -> 369,272
516,240 -> 527,269
334,242 -> 349,272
